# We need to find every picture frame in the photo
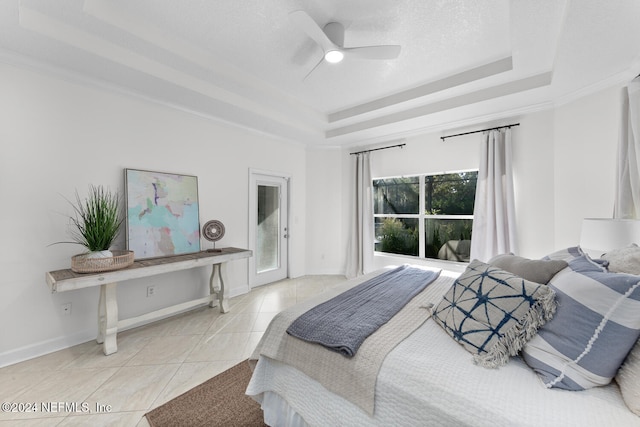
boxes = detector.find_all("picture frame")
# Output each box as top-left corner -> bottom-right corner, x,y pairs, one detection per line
124,168 -> 201,259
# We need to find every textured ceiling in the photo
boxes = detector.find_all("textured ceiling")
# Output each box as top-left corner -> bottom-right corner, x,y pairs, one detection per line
1,0 -> 639,147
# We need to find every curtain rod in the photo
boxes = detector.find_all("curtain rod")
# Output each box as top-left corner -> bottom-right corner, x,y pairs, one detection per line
350,143 -> 406,155
440,123 -> 520,141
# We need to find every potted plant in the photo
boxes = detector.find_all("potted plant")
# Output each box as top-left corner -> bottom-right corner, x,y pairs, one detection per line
55,184 -> 133,272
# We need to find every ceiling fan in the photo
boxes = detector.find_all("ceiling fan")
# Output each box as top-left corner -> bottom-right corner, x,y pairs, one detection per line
289,10 -> 401,79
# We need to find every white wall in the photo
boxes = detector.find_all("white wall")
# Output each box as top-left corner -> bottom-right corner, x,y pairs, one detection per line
305,147 -> 345,274
0,62 -> 308,366
511,109 -> 557,257
553,86 -> 623,249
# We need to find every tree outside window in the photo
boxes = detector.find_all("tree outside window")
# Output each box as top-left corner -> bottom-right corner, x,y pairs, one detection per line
373,171 -> 477,261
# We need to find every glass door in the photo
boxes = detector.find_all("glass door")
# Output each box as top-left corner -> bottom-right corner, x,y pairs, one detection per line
249,171 -> 289,287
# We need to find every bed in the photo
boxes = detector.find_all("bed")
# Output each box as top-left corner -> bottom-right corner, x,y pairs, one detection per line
247,248 -> 640,426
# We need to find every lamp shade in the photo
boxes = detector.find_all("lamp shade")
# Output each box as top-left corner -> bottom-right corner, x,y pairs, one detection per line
580,218 -> 640,257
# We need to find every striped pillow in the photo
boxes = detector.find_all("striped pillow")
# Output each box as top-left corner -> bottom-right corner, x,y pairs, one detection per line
522,255 -> 640,390
542,246 -> 585,262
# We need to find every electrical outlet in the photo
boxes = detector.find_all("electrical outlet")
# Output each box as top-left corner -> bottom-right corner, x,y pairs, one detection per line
146,285 -> 156,297
62,302 -> 72,315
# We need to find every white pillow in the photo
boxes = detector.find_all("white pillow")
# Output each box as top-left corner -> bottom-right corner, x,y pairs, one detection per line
603,244 -> 640,275
617,338 -> 640,416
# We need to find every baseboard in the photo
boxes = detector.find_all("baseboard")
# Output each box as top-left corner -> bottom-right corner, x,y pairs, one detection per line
0,286 -> 252,369
0,328 -> 96,369
228,284 -> 250,298
302,269 -> 346,276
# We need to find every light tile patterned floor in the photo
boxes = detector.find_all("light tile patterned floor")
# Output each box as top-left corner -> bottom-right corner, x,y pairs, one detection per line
0,275 -> 344,426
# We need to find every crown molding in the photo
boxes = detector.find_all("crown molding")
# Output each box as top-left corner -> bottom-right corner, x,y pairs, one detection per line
0,48 -> 315,149
554,68 -> 635,107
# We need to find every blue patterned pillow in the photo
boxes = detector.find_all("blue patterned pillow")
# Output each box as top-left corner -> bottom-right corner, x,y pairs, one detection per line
432,260 -> 557,368
543,246 -> 608,268
522,255 -> 640,390
542,246 -> 586,261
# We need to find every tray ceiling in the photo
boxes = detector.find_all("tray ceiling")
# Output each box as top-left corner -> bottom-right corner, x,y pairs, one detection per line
1,0 -> 639,147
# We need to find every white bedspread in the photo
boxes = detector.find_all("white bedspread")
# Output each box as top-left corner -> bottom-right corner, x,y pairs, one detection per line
246,270 -> 640,426
249,265 -> 442,415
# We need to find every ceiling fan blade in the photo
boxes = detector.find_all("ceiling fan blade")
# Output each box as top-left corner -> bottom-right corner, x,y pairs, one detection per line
289,10 -> 336,52
303,55 -> 326,81
343,45 -> 401,60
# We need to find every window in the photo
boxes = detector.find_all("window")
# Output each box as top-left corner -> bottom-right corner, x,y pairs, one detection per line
373,171 -> 478,261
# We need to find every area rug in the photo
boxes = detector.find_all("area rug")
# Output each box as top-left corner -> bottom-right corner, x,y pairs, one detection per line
145,360 -> 266,427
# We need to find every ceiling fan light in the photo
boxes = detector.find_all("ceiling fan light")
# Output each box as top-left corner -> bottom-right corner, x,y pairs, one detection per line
324,50 -> 344,63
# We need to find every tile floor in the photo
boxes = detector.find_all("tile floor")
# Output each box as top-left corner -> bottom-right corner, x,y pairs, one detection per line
0,275 -> 345,426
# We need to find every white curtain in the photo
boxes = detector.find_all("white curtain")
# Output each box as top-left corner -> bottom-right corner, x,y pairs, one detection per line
345,152 -> 374,278
469,129 -> 518,261
614,76 -> 640,219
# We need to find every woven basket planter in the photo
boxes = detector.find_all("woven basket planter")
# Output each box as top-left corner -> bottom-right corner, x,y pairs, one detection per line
71,250 -> 134,273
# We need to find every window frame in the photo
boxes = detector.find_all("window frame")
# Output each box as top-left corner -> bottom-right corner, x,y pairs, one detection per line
373,169 -> 477,260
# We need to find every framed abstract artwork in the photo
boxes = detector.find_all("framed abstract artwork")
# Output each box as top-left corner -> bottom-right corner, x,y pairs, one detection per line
124,168 -> 201,258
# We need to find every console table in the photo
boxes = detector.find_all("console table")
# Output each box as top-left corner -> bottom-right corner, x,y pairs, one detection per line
45,247 -> 252,355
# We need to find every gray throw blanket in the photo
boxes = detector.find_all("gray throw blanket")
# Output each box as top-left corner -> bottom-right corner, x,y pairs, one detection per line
286,265 -> 440,357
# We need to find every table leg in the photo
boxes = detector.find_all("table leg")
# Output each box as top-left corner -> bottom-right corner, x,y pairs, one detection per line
218,262 -> 230,313
209,263 -> 230,313
97,282 -> 118,355
208,264 -> 218,309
